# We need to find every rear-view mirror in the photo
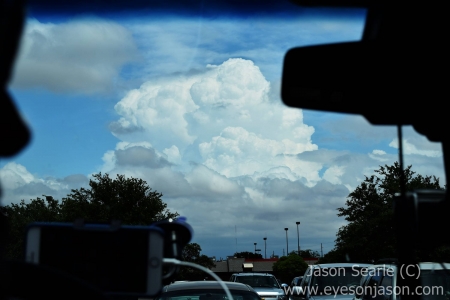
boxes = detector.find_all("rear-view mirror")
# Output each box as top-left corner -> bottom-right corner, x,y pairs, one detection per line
282,41 -> 407,125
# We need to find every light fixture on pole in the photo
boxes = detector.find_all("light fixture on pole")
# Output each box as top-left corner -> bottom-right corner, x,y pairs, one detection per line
284,228 -> 289,255
263,237 -> 267,259
254,242 -> 257,255
296,221 -> 300,255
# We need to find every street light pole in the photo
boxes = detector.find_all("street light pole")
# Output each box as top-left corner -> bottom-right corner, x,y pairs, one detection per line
296,221 -> 300,255
254,242 -> 257,255
284,228 -> 288,255
263,237 -> 267,259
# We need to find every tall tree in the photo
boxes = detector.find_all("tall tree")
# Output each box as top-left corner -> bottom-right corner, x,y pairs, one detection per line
0,172 -> 179,260
335,162 -> 443,263
233,251 -> 263,259
272,253 -> 308,284
289,249 -> 320,258
60,172 -> 178,224
174,242 -> 216,281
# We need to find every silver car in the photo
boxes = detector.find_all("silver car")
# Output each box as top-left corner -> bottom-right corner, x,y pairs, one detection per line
353,262 -> 450,300
290,263 -> 372,300
229,273 -> 287,300
156,281 -> 262,300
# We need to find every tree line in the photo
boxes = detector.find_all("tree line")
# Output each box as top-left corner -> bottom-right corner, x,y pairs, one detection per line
2,162 -> 446,280
0,172 -> 214,277
319,162 -> 449,263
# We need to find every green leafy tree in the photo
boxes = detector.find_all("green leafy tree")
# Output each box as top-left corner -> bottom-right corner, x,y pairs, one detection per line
0,172 -> 179,260
335,162 -> 443,263
272,253 -> 308,284
59,172 -> 178,224
317,248 -> 347,264
174,243 -> 216,280
1,196 -> 61,259
233,251 -> 263,259
289,249 -> 320,258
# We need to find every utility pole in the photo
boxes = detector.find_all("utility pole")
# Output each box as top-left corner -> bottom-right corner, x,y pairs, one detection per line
254,242 -> 261,256
284,228 -> 289,255
263,237 -> 267,259
321,243 -> 323,258
296,221 -> 300,255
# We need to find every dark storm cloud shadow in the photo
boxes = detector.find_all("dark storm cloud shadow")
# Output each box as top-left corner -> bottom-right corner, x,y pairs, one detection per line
249,179 -> 349,254
400,126 -> 443,152
11,19 -> 139,95
401,154 -> 446,185
169,175 -> 351,258
296,148 -> 350,164
2,181 -> 72,206
140,168 -> 195,199
238,176 -> 347,225
12,182 -> 55,197
107,161 -> 246,201
295,148 -> 400,188
253,177 -> 349,213
115,146 -> 172,168
108,121 -> 144,135
61,174 -> 89,188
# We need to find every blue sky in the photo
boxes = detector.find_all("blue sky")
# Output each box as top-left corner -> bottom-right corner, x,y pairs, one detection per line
1,2 -> 446,260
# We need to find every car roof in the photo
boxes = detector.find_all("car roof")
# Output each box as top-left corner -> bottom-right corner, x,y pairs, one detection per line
232,273 -> 275,276
419,262 -> 450,270
310,263 -> 373,268
163,281 -> 256,292
365,262 -> 450,271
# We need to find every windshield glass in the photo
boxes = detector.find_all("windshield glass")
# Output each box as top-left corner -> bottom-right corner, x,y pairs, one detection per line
236,276 -> 279,288
156,289 -> 261,300
310,267 -> 364,294
1,0 -> 447,290
421,270 -> 450,292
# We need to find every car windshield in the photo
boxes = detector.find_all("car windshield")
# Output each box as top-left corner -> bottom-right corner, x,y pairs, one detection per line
421,270 -> 450,292
156,289 -> 260,300
1,0 -> 448,296
310,267 -> 364,294
236,276 -> 279,288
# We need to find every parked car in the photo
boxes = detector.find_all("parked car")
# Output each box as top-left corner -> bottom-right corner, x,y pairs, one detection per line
353,262 -> 450,300
229,273 -> 287,300
291,277 -> 304,288
155,281 -> 262,300
352,265 -> 378,300
289,263 -> 372,300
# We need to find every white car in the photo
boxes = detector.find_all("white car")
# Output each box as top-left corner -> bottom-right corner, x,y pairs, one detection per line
289,263 -> 372,300
353,262 -> 450,300
229,273 -> 287,300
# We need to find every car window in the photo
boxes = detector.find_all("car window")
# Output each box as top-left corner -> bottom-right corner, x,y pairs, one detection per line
235,276 -> 278,288
302,268 -> 312,290
420,270 -> 450,295
379,274 -> 393,300
362,269 -> 383,300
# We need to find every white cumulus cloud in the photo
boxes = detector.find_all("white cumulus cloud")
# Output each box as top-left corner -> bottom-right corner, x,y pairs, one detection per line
389,138 -> 442,157
11,18 -> 138,94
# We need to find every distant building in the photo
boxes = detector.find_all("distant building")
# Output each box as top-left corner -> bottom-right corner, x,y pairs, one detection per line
210,257 -> 278,280
210,256 -> 319,280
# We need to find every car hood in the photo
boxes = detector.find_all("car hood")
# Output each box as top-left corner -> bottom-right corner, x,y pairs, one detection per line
253,287 -> 284,296
310,294 -> 356,300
